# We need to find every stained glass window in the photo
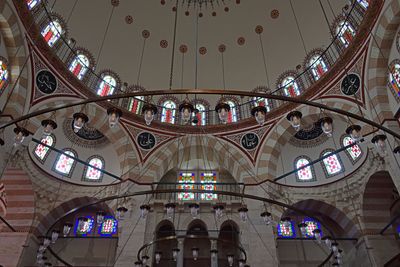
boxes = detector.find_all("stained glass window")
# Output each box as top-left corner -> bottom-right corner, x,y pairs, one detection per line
192,103 -> 207,126
128,96 -> 144,114
75,216 -> 94,236
27,0 -> 40,9
309,55 -> 328,81
343,136 -> 362,162
253,97 -> 271,112
99,216 -> 118,237
84,157 -> 104,181
41,20 -> 62,47
357,0 -> 369,9
322,151 -> 343,177
336,21 -> 355,48
97,75 -> 116,96
282,76 -> 301,97
200,172 -> 217,201
54,149 -> 76,176
161,100 -> 176,124
0,60 -> 8,92
34,135 -> 55,162
302,218 -> 322,238
295,157 -> 314,181
227,101 -> 238,123
177,172 -> 195,201
389,63 -> 400,97
277,220 -> 296,238
69,54 -> 90,80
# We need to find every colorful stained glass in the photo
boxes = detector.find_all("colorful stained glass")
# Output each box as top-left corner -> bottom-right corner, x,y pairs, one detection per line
178,172 -> 195,201
309,55 -> 328,81
337,21 -> 355,48
253,97 -> 271,112
282,76 -> 300,97
41,20 -> 62,47
69,54 -> 89,80
27,0 -> 40,9
128,96 -> 144,114
302,218 -> 322,238
277,220 -> 296,238
84,157 -> 104,181
389,63 -> 400,97
97,75 -> 116,96
322,151 -> 343,176
75,216 -> 94,236
357,0 -> 369,9
0,60 -> 8,91
161,100 -> 176,124
227,101 -> 238,123
54,150 -> 76,176
295,157 -> 314,181
34,135 -> 54,161
99,216 -> 118,236
201,172 -> 217,201
192,103 -> 207,126
343,136 -> 362,161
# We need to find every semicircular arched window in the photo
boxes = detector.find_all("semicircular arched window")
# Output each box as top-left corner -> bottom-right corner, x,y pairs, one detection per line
0,58 -> 9,92
97,75 -> 116,96
342,135 -> 362,163
41,19 -> 63,47
27,0 -> 40,10
34,134 -> 55,163
53,149 -> 77,177
69,54 -> 90,80
83,156 -> 104,182
389,61 -> 400,98
128,95 -> 144,114
336,21 -> 355,48
281,76 -> 301,97
321,150 -> 344,177
193,103 -> 207,126
295,156 -> 316,182
161,99 -> 177,124
308,55 -> 328,81
227,100 -> 238,123
357,0 -> 369,9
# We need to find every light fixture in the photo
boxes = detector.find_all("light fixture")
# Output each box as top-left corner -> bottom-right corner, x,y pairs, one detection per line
41,119 -> 57,136
141,103 -> 158,126
213,204 -> 224,219
13,126 -> 29,146
298,222 -> 307,236
134,261 -> 142,267
140,204 -> 151,219
141,255 -> 149,265
227,254 -> 234,267
96,211 -> 106,224
165,203 -> 176,218
215,102 -> 231,124
331,242 -> 339,253
72,112 -> 89,133
281,217 -> 291,228
371,134 -> 387,156
38,243 -> 46,253
238,259 -> 246,267
116,206 -> 128,220
323,236 -> 332,248
44,263 -> 52,267
192,247 -> 199,260
320,117 -> 333,137
260,211 -> 273,225
62,223 -> 73,237
345,124 -> 362,142
286,111 -> 302,131
43,237 -> 51,248
155,251 -> 162,264
394,146 -> 400,154
172,248 -> 180,261
313,229 -> 322,243
107,107 -> 122,128
179,100 -> 195,124
189,203 -> 200,218
238,207 -> 248,222
210,249 -> 218,260
336,249 -> 343,258
51,230 -> 59,243
251,106 -> 267,126
192,108 -> 199,124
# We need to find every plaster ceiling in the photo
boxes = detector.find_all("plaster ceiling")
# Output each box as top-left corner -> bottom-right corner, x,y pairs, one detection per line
51,0 -> 347,91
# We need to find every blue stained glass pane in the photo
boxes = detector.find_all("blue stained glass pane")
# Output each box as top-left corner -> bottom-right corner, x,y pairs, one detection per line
277,221 -> 296,238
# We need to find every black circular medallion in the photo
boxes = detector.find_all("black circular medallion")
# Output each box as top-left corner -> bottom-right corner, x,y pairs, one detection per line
341,73 -> 360,96
36,69 -> 58,94
137,132 -> 156,150
241,133 -> 259,150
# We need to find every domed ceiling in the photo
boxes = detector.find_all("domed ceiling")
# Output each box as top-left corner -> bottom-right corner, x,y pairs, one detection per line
52,0 -> 348,91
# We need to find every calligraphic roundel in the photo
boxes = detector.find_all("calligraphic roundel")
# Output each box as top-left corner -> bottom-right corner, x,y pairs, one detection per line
36,69 -> 58,94
137,132 -> 156,150
241,133 -> 259,150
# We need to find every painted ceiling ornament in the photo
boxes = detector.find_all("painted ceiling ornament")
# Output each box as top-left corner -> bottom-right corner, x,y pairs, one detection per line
271,9 -> 279,19
237,37 -> 245,46
255,25 -> 264,34
218,44 -> 226,53
160,40 -> 168,48
178,0 -> 231,10
125,15 -> 133,24
111,0 -> 119,7
199,46 -> 207,55
142,30 -> 150,39
179,44 -> 188,54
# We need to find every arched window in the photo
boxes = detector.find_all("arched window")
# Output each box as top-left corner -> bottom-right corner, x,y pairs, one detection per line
309,55 -> 328,81
281,76 -> 301,97
357,0 -> 369,9
200,172 -> 217,200
161,100 -> 177,124
128,96 -> 144,114
0,59 -> 9,92
74,216 -> 95,237
83,156 -> 104,181
177,172 -> 195,201
53,149 -> 77,177
253,96 -> 271,111
99,216 -> 118,236
69,54 -> 90,80
34,134 -> 55,163
302,218 -> 322,238
27,0 -> 40,10
41,20 -> 63,47
227,100 -> 238,123
321,150 -> 344,177
336,21 -> 355,48
97,75 -> 116,96
277,220 -> 296,238
389,61 -> 400,97
342,136 -> 362,163
193,103 -> 207,126
295,156 -> 315,181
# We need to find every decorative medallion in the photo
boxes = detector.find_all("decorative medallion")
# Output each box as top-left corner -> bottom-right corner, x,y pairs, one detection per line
199,47 -> 207,55
160,40 -> 168,48
271,9 -> 279,19
179,44 -> 188,53
36,69 -> 57,94
111,0 -> 119,7
137,132 -> 156,150
142,30 -> 150,39
237,37 -> 245,46
218,44 -> 226,53
241,133 -> 259,150
341,73 -> 360,96
255,25 -> 263,34
289,119 -> 329,148
125,15 -> 133,24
